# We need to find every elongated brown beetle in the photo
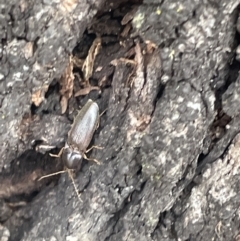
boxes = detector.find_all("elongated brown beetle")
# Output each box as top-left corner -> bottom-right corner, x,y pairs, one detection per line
62,99 -> 101,169
39,99 -> 102,201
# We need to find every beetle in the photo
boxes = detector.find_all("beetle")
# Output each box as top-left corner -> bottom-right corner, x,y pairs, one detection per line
39,99 -> 102,200
61,98 -> 101,170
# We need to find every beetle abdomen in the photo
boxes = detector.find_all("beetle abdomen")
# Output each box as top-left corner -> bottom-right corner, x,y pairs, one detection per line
68,99 -> 99,151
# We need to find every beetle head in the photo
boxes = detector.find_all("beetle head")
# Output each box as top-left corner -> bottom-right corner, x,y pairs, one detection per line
62,147 -> 83,170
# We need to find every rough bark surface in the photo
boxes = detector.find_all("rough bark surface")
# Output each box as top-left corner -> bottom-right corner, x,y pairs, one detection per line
1,0 -> 240,241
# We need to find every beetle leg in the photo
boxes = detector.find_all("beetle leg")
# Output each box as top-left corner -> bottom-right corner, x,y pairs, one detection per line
83,153 -> 101,165
96,109 -> 107,129
38,170 -> 67,181
100,108 -> 107,117
85,145 -> 103,153
49,147 -> 64,158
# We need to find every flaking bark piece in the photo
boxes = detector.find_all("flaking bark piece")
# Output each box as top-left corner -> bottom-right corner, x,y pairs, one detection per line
74,85 -> 100,97
121,7 -> 138,25
82,37 -> 102,83
59,56 -> 74,114
110,57 -> 136,87
31,85 -> 49,107
74,37 -> 102,96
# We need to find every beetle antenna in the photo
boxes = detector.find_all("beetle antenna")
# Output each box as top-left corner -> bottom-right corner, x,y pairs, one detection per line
38,170 -> 67,181
67,169 -> 82,203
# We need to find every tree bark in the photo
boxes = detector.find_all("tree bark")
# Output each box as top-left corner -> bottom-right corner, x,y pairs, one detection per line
1,0 -> 240,241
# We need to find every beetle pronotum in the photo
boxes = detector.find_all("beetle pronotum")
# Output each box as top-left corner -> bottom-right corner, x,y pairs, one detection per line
39,99 -> 102,201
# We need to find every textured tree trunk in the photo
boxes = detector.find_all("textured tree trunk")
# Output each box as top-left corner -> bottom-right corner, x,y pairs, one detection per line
1,0 -> 240,241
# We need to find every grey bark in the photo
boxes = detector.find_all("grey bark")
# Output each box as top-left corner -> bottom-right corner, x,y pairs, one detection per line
1,0 -> 240,241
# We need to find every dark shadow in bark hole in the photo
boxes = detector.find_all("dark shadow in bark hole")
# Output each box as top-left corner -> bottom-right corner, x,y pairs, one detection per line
31,81 -> 62,116
0,150 -> 63,201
